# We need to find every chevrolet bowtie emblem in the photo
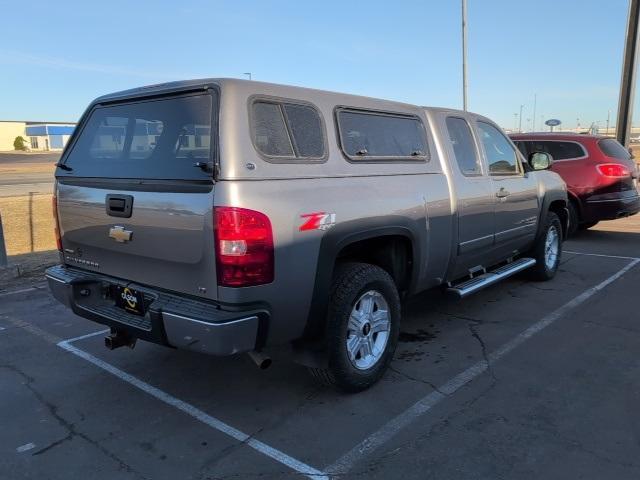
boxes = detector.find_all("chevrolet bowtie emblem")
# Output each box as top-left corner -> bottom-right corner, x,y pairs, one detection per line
109,226 -> 133,243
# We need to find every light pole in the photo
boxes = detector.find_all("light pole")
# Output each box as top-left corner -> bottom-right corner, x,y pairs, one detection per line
606,109 -> 611,135
519,104 -> 524,132
243,72 -> 252,80
462,0 -> 468,111
0,213 -> 7,267
514,113 -> 518,131
532,93 -> 537,131
616,0 -> 640,146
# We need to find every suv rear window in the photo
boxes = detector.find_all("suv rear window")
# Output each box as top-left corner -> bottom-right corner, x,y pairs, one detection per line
336,109 -> 428,161
598,138 -> 631,160
518,140 -> 585,160
251,100 -> 325,161
63,93 -> 215,179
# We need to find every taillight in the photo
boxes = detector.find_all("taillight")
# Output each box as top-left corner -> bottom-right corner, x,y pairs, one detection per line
596,163 -> 630,177
214,207 -> 274,287
52,195 -> 62,251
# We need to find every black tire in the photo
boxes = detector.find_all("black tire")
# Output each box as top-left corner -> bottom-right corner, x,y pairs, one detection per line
579,221 -> 599,230
528,211 -> 563,281
308,262 -> 400,393
567,200 -> 579,237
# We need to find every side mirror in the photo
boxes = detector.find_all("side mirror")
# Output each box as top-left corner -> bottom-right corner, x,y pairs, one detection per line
529,151 -> 553,170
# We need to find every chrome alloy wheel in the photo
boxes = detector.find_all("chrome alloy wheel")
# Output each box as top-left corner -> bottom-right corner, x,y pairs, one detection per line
545,225 -> 560,270
346,290 -> 391,370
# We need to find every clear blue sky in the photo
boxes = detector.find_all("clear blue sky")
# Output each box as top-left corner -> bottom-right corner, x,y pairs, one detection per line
0,0 -> 634,130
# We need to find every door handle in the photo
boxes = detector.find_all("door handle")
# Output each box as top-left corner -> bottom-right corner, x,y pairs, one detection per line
106,194 -> 134,218
495,188 -> 510,198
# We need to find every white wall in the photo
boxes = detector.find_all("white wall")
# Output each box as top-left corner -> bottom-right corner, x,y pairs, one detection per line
0,122 -> 27,151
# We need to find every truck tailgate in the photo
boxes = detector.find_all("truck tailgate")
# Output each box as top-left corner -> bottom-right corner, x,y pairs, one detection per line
54,90 -> 219,300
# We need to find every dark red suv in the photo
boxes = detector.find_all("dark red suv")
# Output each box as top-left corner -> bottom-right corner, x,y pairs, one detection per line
510,133 -> 640,234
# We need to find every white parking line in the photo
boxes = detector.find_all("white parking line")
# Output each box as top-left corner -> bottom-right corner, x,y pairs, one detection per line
325,255 -> 640,476
57,331 -> 328,480
564,250 -> 639,260
0,285 -> 44,298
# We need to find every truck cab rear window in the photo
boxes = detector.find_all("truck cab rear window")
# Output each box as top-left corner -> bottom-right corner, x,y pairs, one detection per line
63,93 -> 215,179
337,109 -> 428,161
251,100 -> 325,161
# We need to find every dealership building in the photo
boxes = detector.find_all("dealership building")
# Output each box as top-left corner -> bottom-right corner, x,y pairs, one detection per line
0,120 -> 76,151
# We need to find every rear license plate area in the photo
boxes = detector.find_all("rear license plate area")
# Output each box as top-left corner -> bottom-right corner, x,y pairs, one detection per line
113,285 -> 146,316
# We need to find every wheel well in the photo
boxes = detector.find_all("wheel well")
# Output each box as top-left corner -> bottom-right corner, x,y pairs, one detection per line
336,235 -> 413,295
549,199 -> 569,239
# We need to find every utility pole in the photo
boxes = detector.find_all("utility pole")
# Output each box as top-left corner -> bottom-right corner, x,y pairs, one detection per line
462,0 -> 468,111
617,0 -> 640,147
519,104 -> 524,132
532,93 -> 537,131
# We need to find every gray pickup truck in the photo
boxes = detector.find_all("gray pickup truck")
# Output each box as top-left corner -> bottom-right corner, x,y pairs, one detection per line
47,79 -> 568,391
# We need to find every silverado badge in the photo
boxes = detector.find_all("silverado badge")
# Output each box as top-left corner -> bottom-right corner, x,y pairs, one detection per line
109,225 -> 133,243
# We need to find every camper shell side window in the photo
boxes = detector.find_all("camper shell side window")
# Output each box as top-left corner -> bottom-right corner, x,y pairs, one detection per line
248,96 -> 328,163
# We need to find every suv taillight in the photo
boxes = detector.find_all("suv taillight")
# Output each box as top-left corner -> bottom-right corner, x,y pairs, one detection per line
596,163 -> 630,177
214,207 -> 274,287
52,194 -> 62,251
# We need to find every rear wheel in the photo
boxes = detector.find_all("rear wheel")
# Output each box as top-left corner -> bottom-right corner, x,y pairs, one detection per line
308,263 -> 400,392
528,211 -> 562,281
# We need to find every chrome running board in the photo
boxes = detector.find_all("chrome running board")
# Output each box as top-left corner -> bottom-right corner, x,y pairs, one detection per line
447,258 -> 536,298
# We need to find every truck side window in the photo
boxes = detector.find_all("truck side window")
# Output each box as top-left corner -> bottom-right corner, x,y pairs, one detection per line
251,100 -> 326,161
445,117 -> 481,175
477,122 -> 520,175
336,109 -> 429,161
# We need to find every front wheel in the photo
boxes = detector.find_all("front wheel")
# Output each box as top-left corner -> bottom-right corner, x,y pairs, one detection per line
528,211 -> 562,281
308,263 -> 400,392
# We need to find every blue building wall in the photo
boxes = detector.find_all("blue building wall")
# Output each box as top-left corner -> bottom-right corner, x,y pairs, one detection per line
25,125 -> 47,136
50,135 -> 64,149
47,125 -> 75,135
26,125 -> 74,136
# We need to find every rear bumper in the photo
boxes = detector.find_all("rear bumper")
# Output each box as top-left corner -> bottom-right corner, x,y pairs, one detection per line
582,192 -> 640,222
46,265 -> 267,356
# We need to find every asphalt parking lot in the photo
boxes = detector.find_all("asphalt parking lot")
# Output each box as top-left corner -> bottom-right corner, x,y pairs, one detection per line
2,216 -> 640,480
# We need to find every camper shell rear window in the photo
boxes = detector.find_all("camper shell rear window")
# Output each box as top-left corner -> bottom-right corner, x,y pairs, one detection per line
62,92 -> 216,180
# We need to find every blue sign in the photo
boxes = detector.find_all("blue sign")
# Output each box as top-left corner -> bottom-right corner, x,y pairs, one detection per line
545,119 -> 561,127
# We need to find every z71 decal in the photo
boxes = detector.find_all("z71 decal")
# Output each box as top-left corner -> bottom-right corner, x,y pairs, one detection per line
299,212 -> 336,231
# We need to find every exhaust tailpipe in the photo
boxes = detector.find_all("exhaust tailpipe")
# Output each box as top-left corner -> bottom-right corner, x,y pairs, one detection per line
105,329 -> 136,350
247,351 -> 272,370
